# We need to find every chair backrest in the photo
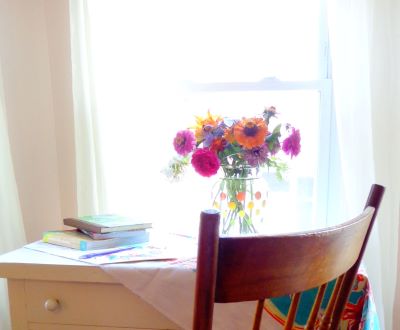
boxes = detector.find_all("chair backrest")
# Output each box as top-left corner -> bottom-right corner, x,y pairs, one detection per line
193,184 -> 385,330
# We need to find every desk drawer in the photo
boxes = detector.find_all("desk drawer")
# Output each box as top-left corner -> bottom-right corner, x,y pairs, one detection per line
25,280 -> 180,329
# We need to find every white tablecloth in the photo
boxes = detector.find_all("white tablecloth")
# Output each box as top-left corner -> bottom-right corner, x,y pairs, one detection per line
101,259 -> 280,330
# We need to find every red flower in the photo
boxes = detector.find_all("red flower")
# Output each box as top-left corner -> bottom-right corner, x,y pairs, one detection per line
210,137 -> 227,153
191,148 -> 220,177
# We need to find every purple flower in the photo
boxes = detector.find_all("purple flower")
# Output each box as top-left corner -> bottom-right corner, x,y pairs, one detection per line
203,124 -> 225,148
282,128 -> 301,158
191,148 -> 220,177
243,143 -> 269,166
266,137 -> 281,155
173,130 -> 196,156
203,132 -> 216,148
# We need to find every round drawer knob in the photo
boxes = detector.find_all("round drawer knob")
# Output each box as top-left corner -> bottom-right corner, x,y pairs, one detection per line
44,298 -> 60,311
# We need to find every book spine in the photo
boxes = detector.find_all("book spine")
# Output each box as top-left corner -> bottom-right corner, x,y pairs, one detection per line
63,218 -> 103,233
43,232 -> 86,250
79,228 -> 148,240
63,217 -> 152,233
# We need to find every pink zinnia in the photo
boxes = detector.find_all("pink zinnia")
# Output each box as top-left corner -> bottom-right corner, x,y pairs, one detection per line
282,128 -> 301,158
191,148 -> 220,177
173,130 -> 196,156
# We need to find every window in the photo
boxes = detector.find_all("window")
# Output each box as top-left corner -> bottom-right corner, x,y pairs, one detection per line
85,0 -> 338,234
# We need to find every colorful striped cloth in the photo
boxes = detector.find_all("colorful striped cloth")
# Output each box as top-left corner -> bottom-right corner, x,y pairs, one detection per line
265,269 -> 379,329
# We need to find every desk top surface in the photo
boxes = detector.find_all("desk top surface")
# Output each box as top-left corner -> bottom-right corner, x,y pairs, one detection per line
0,247 -> 116,283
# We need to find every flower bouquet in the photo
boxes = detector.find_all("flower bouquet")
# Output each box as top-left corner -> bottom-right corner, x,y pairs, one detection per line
165,107 -> 301,234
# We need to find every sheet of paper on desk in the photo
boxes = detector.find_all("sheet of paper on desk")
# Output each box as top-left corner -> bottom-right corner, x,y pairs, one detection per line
24,233 -> 197,265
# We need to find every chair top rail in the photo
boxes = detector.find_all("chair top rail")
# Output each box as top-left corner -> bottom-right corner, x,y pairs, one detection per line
215,207 -> 375,302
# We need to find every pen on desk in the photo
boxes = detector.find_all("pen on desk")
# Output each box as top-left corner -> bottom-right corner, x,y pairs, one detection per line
79,246 -> 137,259
170,232 -> 196,239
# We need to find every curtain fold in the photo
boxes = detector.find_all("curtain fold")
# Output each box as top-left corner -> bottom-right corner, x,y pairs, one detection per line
369,0 -> 400,328
0,59 -> 26,330
69,0 -> 107,216
328,0 -> 399,328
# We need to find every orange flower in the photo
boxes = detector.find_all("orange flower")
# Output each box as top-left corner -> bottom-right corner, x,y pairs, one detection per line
194,110 -> 222,142
233,117 -> 268,149
223,126 -> 236,144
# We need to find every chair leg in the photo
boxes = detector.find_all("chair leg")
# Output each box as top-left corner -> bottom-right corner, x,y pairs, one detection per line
252,299 -> 265,330
330,267 -> 358,330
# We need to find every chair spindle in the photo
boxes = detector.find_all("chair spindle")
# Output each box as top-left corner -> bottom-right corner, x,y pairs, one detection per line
284,292 -> 301,330
305,282 -> 327,330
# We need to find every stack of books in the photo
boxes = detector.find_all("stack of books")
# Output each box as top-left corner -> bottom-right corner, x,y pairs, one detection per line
42,215 -> 152,251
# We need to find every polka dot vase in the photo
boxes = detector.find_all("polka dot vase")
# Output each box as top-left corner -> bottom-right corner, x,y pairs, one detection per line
211,167 -> 269,236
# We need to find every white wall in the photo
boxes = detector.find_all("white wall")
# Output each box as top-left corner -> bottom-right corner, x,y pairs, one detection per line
0,0 -> 76,242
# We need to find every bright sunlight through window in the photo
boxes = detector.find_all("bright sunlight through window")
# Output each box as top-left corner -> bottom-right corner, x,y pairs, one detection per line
86,0 -> 332,235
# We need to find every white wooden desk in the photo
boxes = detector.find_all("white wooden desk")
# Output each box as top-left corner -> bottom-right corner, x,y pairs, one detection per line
0,248 -> 180,330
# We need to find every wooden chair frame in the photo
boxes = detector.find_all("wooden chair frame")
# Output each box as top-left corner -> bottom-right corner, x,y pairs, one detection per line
193,184 -> 384,330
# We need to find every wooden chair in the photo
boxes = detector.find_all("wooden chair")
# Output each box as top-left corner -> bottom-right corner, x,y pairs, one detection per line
193,184 -> 384,330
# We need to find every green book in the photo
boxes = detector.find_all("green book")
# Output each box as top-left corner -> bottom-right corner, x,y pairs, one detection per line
63,214 -> 152,234
42,230 -> 149,251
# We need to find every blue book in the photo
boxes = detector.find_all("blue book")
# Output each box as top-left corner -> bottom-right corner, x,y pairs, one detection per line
42,230 -> 149,251
79,228 -> 149,240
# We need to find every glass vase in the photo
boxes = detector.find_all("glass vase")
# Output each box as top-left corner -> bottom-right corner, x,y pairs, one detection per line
211,167 -> 268,235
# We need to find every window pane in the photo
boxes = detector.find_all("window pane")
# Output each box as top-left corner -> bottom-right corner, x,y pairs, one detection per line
88,0 -> 322,82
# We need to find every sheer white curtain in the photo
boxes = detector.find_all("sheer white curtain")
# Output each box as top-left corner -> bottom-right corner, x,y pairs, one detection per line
369,0 -> 400,328
328,0 -> 399,328
0,62 -> 26,330
393,0 -> 400,323
69,0 -> 196,232
69,0 -> 108,215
